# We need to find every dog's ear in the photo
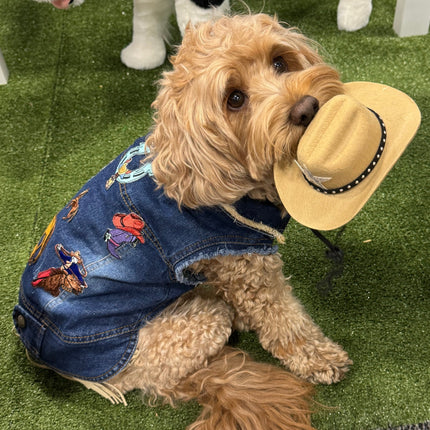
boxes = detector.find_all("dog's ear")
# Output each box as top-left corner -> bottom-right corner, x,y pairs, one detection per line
147,63 -> 253,209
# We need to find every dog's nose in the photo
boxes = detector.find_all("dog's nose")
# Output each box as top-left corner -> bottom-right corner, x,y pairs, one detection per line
289,96 -> 319,126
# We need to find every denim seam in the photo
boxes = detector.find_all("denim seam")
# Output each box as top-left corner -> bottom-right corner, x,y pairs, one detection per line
120,182 -> 176,282
119,182 -> 141,218
19,288 -> 44,320
141,224 -> 176,282
27,331 -> 138,382
20,294 -> 170,344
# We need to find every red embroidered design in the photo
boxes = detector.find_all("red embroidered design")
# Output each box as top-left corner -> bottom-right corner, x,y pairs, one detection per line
104,212 -> 145,259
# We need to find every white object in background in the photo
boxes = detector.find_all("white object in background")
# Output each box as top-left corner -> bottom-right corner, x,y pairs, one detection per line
337,0 -> 372,32
393,0 -> 430,36
0,49 -> 9,85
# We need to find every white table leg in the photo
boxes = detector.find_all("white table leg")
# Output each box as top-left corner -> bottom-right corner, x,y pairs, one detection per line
0,49 -> 9,85
393,0 -> 430,37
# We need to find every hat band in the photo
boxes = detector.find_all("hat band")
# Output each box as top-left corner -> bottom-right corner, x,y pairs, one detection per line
301,109 -> 387,195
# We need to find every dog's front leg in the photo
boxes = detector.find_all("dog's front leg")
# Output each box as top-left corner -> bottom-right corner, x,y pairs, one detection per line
121,0 -> 173,70
194,253 -> 351,384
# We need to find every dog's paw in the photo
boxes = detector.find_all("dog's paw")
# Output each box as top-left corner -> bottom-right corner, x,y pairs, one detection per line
284,338 -> 352,384
121,38 -> 166,70
303,340 -> 352,384
337,0 -> 372,32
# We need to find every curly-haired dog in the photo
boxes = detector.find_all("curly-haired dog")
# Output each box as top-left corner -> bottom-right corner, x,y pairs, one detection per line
14,14 -> 352,430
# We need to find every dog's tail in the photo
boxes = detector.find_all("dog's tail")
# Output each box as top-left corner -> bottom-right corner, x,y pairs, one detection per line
171,346 -> 316,430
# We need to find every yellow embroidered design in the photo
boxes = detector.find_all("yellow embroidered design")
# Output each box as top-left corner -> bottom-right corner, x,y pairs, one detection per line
28,215 -> 57,265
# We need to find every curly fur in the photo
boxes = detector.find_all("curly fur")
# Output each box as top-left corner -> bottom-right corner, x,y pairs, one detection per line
110,14 -> 351,429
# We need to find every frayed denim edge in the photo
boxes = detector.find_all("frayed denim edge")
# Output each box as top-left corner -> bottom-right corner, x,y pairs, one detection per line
175,245 -> 278,285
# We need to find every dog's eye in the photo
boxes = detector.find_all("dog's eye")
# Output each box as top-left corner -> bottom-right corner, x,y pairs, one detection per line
273,56 -> 288,74
227,90 -> 247,111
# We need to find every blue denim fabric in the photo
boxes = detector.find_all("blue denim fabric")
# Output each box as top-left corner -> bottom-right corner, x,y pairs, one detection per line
13,135 -> 290,382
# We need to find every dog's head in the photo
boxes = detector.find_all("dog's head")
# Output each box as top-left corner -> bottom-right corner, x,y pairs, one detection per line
148,14 -> 344,208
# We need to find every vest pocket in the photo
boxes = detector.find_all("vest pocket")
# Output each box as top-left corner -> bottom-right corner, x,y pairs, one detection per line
13,305 -> 47,359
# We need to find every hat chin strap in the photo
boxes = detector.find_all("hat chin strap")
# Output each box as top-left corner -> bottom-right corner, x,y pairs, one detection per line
221,204 -> 286,244
299,109 -> 387,195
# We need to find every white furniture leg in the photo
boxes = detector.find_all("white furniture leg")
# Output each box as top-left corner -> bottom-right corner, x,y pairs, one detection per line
393,0 -> 430,37
0,49 -> 9,85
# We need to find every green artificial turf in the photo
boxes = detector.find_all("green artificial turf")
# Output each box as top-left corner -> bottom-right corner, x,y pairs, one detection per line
0,0 -> 429,429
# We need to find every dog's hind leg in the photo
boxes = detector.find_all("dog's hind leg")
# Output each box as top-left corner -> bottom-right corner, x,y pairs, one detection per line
110,285 -> 315,429
109,286 -> 234,400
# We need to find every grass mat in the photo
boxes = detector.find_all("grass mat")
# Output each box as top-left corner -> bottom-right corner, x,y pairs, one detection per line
0,0 -> 429,429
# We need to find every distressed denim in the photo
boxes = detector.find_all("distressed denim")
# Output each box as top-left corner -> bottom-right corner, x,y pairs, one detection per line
13,135 -> 290,382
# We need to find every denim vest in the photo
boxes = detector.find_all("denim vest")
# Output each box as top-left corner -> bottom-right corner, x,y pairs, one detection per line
13,135 -> 290,382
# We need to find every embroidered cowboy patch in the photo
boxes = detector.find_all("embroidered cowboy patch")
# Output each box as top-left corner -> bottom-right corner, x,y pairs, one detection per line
32,244 -> 88,297
104,212 -> 145,259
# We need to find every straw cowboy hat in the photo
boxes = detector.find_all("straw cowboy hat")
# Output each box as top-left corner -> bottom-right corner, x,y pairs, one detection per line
274,82 -> 421,231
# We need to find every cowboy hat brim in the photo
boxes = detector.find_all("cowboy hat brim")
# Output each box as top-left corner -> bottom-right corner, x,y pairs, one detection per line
274,82 -> 421,231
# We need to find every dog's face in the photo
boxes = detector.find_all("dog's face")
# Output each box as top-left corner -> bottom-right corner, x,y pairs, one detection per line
149,14 -> 344,208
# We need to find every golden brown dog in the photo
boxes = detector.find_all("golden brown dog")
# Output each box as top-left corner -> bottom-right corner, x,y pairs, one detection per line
108,14 -> 351,430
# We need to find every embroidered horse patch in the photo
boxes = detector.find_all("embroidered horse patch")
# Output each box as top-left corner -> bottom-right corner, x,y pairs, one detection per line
32,244 -> 88,297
